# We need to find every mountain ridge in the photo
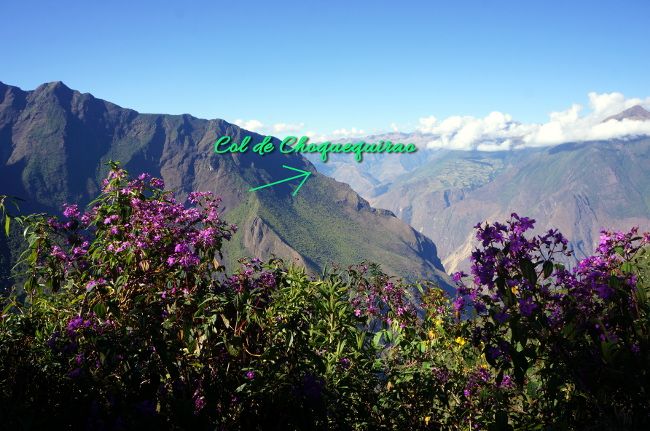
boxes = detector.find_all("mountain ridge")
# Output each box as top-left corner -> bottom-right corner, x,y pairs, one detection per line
603,105 -> 650,122
0,81 -> 450,289
310,120 -> 650,273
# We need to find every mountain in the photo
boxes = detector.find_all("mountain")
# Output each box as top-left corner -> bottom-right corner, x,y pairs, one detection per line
0,81 -> 450,288
312,119 -> 650,273
373,140 -> 650,272
603,105 -> 650,122
305,132 -> 437,195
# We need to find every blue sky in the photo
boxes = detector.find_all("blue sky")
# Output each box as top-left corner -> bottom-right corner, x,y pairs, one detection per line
1,0 -> 649,137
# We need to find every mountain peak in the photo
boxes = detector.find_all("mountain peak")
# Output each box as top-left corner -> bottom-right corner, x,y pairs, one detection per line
34,80 -> 73,94
0,81 -> 451,286
603,105 -> 650,122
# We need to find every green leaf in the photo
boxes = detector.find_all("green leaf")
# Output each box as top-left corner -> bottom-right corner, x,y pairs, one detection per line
601,340 -> 617,364
93,302 -> 107,319
373,330 -> 384,347
4,214 -> 9,236
543,260 -> 553,278
521,258 -> 537,286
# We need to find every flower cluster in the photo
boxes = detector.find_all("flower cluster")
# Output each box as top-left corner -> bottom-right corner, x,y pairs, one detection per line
225,258 -> 278,294
453,213 -> 650,424
35,163 -> 236,305
348,263 -> 416,326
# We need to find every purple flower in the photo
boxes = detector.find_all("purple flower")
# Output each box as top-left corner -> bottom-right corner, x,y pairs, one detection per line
104,214 -> 118,225
476,224 -> 506,246
188,191 -> 211,204
85,278 -> 104,291
66,316 -> 84,333
63,204 -> 80,219
487,346 -> 503,361
245,370 -> 255,380
51,245 -> 68,261
149,178 -> 164,189
174,243 -> 189,254
595,283 -> 614,300
494,310 -> 510,323
72,246 -> 87,256
259,271 -> 276,288
511,213 -> 535,234
193,395 -> 206,414
518,297 -> 538,317
432,367 -> 451,383
197,227 -> 216,246
452,271 -> 466,283
452,296 -> 465,314
179,254 -> 199,268
499,374 -> 513,389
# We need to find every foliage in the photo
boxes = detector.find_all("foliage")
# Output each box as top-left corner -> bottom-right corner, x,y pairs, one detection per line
454,214 -> 650,429
1,166 -> 649,430
1,194 -> 22,237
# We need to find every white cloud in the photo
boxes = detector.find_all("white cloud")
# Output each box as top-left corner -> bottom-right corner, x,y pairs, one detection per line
521,94 -> 650,147
418,92 -> 650,151
423,112 -> 535,150
417,116 -> 437,132
304,130 -> 329,142
272,122 -> 305,133
233,92 -> 650,151
330,127 -> 366,138
232,120 -> 307,136
585,91 -> 648,118
477,139 -> 513,152
233,118 -> 264,132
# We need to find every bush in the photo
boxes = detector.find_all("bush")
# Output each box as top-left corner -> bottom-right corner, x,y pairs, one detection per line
1,165 -> 649,430
454,214 -> 650,428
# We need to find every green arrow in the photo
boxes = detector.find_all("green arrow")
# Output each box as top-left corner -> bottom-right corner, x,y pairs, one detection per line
249,165 -> 312,196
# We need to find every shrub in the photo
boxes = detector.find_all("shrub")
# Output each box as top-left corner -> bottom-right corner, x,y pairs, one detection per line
1,166 -> 649,430
453,214 -> 650,428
